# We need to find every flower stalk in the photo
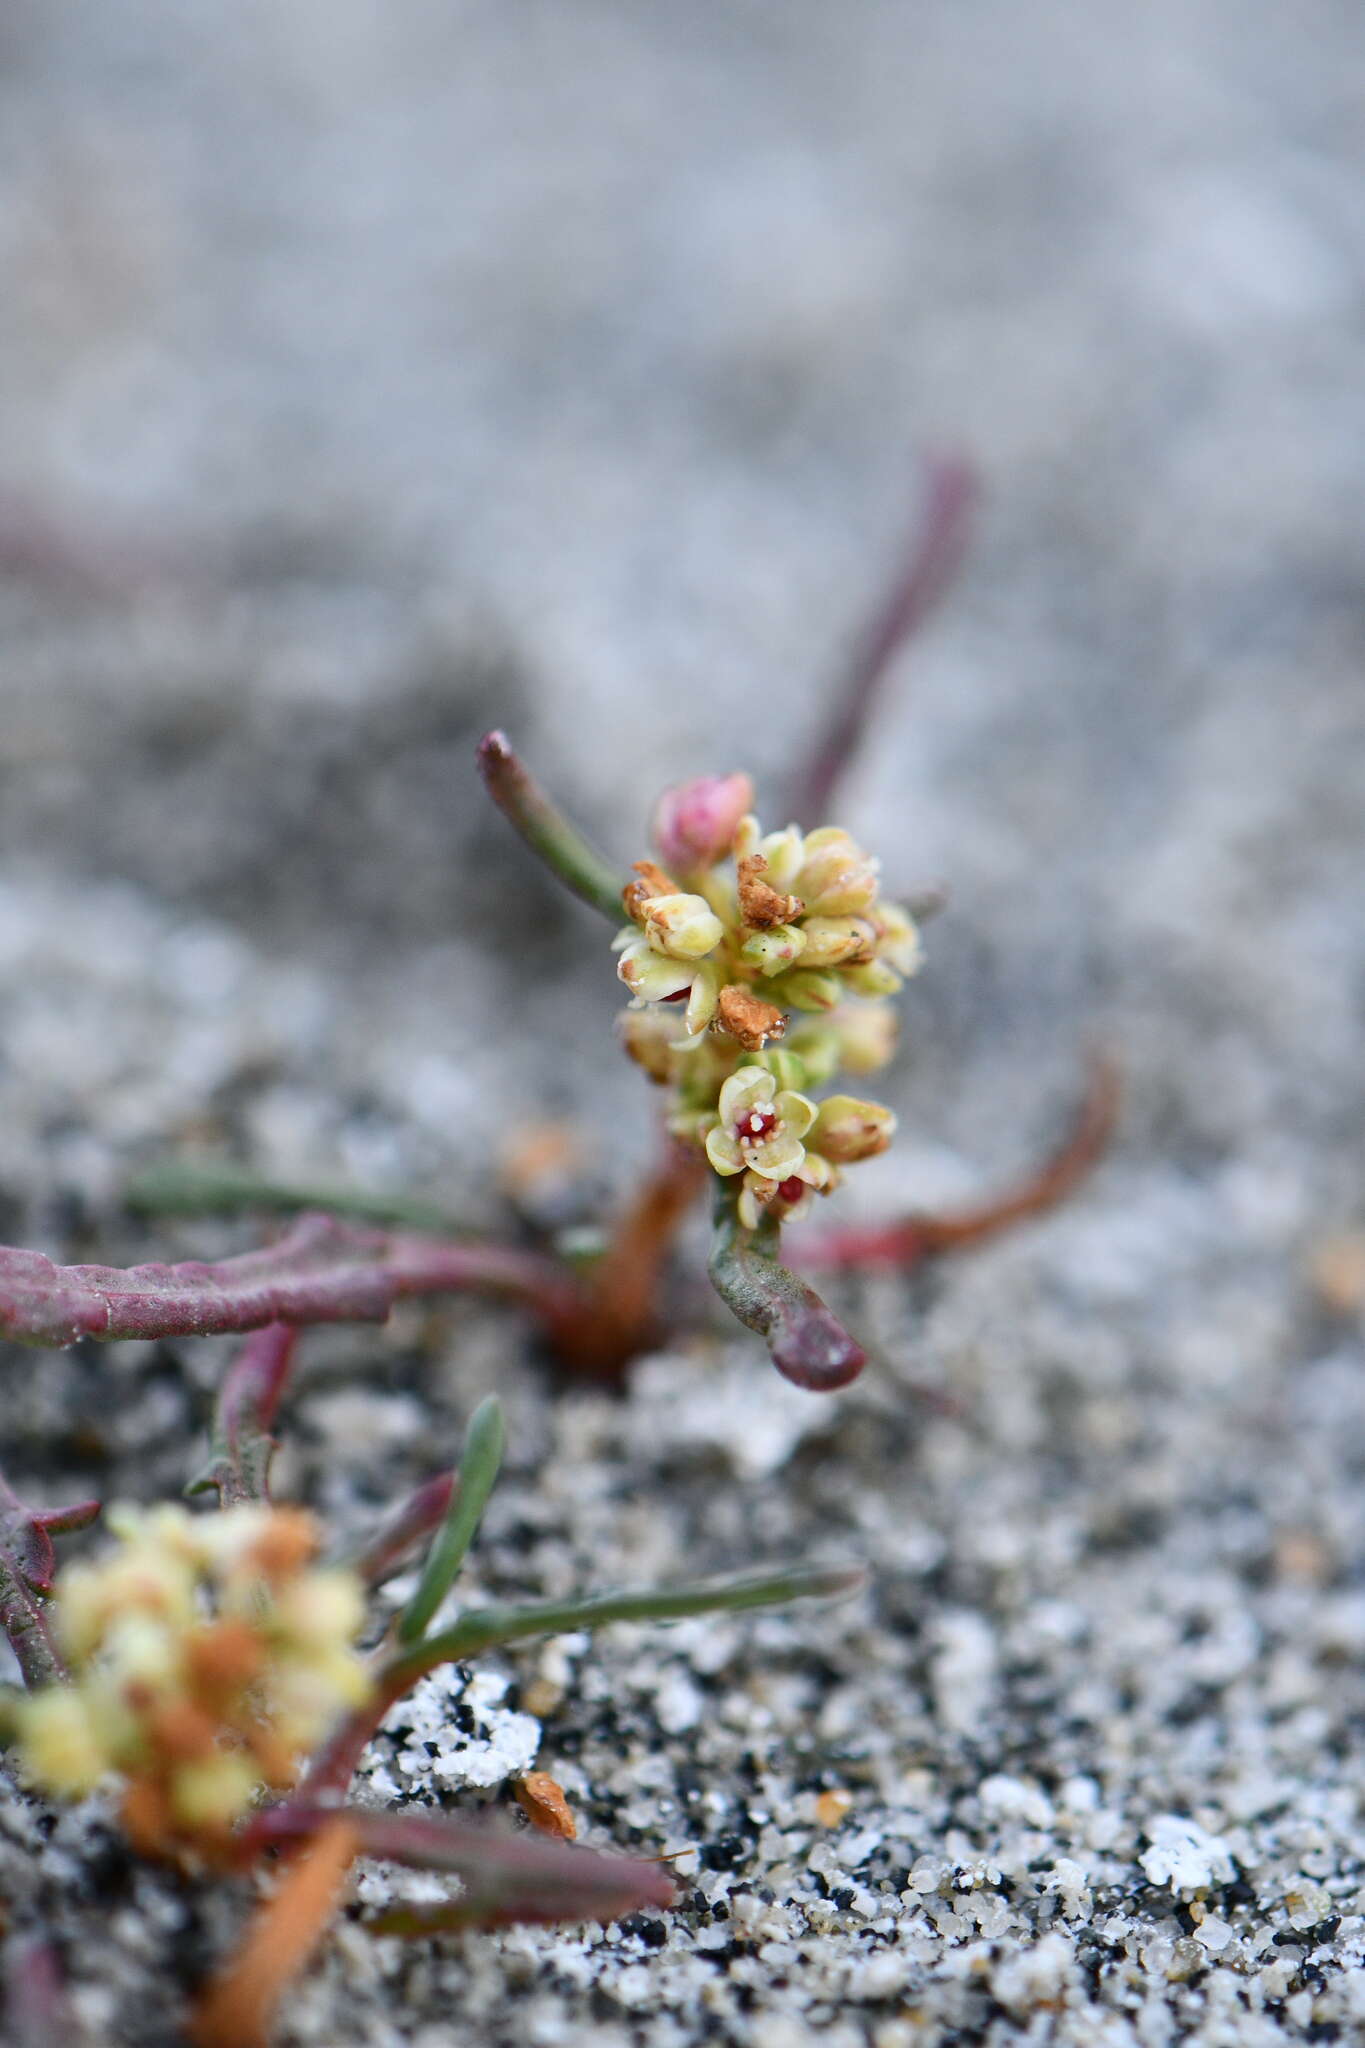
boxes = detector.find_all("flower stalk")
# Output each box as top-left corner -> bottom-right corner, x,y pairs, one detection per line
708,1179 -> 866,1391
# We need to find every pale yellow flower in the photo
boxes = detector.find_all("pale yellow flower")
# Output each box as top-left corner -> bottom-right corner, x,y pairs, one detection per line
704,1066 -> 815,1181
618,1006 -> 680,1083
16,1503 -> 370,1854
736,1145 -> 838,1230
13,1688 -> 107,1797
615,933 -> 696,1004
611,782 -> 916,1228
170,1750 -> 261,1832
797,915 -> 877,970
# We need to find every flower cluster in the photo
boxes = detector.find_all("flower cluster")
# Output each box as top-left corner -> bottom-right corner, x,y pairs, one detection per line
616,775 -> 915,1228
11,1503 -> 369,1855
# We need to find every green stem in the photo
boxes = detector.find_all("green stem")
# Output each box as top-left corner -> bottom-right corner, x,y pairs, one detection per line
384,1560 -> 866,1692
477,730 -> 625,921
298,1558 -> 864,1800
708,1177 -> 866,1391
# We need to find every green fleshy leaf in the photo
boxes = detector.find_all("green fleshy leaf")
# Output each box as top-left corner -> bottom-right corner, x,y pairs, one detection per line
397,1397 -> 507,1643
385,1559 -> 866,1689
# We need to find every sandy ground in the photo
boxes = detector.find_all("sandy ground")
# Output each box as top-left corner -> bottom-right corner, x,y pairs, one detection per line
3,3 -> 1365,2042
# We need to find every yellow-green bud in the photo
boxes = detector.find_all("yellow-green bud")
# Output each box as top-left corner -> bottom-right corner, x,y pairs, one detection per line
617,939 -> 694,1003
798,916 -> 876,969
832,1002 -> 898,1075
754,1048 -> 809,1092
840,960 -> 903,999
170,1750 -> 260,1831
740,924 -> 807,975
676,957 -> 722,1041
785,1021 -> 843,1088
794,828 -> 880,916
735,816 -> 805,892
873,903 -> 922,977
14,1690 -> 108,1797
642,892 -> 724,962
776,970 -> 843,1013
811,1095 -> 897,1163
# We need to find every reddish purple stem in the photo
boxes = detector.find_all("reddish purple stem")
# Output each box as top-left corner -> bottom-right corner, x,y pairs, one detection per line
798,1056 -> 1121,1272
0,1475 -> 100,1687
223,1322 -> 296,1442
345,1471 -> 456,1589
0,1213 -> 585,1350
708,1182 -> 865,1391
785,452 -> 977,825
0,493 -> 180,601
245,1803 -> 675,1928
4,1938 -> 85,2048
191,1323 -> 301,1507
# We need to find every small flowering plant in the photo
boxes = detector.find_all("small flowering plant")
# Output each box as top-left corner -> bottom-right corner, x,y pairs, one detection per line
614,778 -> 912,1245
0,1333 -> 861,2042
477,730 -> 1114,1391
0,456 -> 1116,2042
12,1502 -> 368,1855
0,459 -> 1107,1398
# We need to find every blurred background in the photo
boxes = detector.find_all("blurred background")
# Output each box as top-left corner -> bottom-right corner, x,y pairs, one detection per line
0,0 -> 1362,1222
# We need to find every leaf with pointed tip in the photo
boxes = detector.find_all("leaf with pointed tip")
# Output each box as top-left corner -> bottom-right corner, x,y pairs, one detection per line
397,1397 -> 506,1644
385,1560 -> 868,1692
477,730 -> 626,921
340,1471 -> 456,1590
249,1804 -> 675,1932
296,1558 -> 866,1802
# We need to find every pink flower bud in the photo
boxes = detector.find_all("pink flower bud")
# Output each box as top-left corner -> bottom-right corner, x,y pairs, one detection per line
652,774 -> 754,876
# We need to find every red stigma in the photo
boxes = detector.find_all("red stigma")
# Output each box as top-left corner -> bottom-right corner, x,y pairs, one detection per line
775,1175 -> 805,1204
737,1107 -> 779,1145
